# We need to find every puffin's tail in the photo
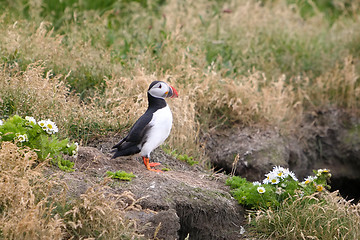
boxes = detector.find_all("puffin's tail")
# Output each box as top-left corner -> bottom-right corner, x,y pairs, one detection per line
111,145 -> 141,159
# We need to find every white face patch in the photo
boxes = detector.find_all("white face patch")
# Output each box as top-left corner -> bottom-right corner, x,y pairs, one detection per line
148,82 -> 170,99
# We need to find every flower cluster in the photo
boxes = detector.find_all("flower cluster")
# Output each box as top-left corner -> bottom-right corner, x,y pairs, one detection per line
16,133 -> 28,142
0,115 -> 79,171
25,116 -> 36,125
300,169 -> 331,193
68,142 -> 79,158
226,166 -> 332,209
37,119 -> 58,134
263,166 -> 298,185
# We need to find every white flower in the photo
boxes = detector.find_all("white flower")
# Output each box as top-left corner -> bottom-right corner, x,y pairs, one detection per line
72,150 -> 78,158
263,172 -> 278,185
38,120 -> 47,129
38,119 -> 58,134
25,116 -> 37,125
263,172 -> 272,184
269,176 -> 280,185
288,171 -> 298,181
45,120 -> 58,134
316,169 -> 330,176
263,178 -> 269,184
302,176 -> 317,185
240,226 -> 246,235
0,119 -> 3,125
17,134 -> 28,142
272,166 -> 289,179
72,142 -> 79,158
252,181 -> 261,186
257,186 -> 266,194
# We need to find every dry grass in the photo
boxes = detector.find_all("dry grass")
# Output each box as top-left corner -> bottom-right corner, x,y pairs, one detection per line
0,0 -> 359,161
0,142 -> 140,239
0,141 -> 64,239
252,191 -> 360,239
0,1 -> 360,238
0,62 -> 121,142
62,184 -> 141,239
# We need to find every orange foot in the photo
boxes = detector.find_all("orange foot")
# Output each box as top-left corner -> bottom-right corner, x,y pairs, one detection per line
149,162 -> 161,167
142,157 -> 163,172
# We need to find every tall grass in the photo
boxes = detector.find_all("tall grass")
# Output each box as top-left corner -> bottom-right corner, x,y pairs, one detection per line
0,0 -> 359,159
0,142 -> 140,239
0,1 -> 360,238
0,62 -> 121,142
251,191 -> 360,239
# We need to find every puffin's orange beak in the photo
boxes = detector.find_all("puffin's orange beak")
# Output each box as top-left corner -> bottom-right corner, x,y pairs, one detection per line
169,86 -> 178,98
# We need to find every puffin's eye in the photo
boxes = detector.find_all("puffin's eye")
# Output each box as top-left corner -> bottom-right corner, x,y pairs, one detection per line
158,84 -> 162,89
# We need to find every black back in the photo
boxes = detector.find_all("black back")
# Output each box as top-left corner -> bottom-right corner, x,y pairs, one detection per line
111,89 -> 167,158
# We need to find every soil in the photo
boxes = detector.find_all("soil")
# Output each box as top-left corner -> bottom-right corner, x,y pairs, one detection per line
205,108 -> 360,203
53,107 -> 359,239
56,134 -> 246,240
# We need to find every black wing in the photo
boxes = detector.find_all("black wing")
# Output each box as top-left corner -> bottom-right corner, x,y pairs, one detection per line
111,110 -> 153,158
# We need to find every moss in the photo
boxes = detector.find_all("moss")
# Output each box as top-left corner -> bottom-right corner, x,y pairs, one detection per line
106,170 -> 136,181
344,124 -> 360,147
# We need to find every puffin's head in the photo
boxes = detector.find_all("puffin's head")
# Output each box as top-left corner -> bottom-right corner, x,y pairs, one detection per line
148,81 -> 178,99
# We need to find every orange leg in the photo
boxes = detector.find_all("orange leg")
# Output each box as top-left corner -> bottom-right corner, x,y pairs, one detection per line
142,157 -> 162,172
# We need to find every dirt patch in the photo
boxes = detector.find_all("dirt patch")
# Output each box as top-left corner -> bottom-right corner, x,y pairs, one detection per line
57,137 -> 246,239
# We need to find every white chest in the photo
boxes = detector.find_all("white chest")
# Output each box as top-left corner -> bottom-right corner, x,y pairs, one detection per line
140,105 -> 173,157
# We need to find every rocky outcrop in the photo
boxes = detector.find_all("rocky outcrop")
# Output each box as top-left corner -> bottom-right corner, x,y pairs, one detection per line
205,108 -> 360,202
61,146 -> 246,240
58,107 -> 359,240
299,108 -> 360,201
204,127 -> 290,181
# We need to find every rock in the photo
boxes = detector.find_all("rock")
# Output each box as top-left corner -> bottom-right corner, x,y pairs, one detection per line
298,108 -> 360,201
127,209 -> 180,240
205,127 -> 289,181
60,144 -> 246,240
205,108 -> 360,202
114,161 -> 245,240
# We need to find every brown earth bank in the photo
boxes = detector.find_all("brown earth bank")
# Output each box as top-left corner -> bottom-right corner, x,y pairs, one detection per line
205,108 -> 360,203
56,138 -> 247,240
53,107 -> 359,239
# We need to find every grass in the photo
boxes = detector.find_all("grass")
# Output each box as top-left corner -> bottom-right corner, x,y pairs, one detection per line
163,146 -> 199,166
0,1 -> 358,145
0,142 -> 140,239
0,0 -> 360,238
250,191 -> 360,239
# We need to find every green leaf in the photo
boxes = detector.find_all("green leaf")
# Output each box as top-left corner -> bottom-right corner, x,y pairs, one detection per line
106,170 -> 135,181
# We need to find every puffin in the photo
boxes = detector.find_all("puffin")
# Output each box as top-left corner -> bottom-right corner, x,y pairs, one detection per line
111,81 -> 178,172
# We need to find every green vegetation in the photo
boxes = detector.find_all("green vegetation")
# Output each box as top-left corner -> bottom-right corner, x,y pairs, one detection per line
226,167 -> 331,209
0,115 -> 78,171
251,191 -> 360,239
0,142 -> 139,239
227,167 -> 360,239
106,170 -> 136,181
163,147 -> 198,166
0,0 -> 359,156
0,0 -> 360,239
